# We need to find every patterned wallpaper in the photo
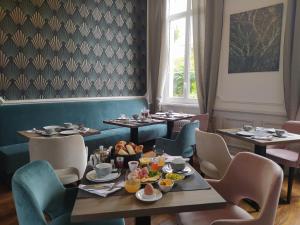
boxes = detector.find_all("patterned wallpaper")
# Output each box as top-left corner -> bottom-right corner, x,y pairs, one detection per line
0,0 -> 146,100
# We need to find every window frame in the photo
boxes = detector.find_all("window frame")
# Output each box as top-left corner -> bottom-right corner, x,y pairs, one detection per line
164,0 -> 197,105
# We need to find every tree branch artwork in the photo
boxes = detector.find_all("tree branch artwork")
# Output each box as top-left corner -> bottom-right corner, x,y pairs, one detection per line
228,4 -> 283,73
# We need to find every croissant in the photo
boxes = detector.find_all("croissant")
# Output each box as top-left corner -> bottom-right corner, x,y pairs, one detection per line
135,145 -> 144,153
117,140 -> 127,146
126,144 -> 136,155
115,143 -> 126,154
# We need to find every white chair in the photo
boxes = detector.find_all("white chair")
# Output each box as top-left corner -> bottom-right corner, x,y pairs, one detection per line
29,135 -> 87,185
196,129 -> 232,179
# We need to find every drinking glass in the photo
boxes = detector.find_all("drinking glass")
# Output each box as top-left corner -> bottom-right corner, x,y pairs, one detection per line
116,156 -> 124,169
124,172 -> 141,193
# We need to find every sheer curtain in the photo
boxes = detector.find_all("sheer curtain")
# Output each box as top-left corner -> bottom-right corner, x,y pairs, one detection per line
192,0 -> 224,119
283,0 -> 300,120
147,0 -> 168,112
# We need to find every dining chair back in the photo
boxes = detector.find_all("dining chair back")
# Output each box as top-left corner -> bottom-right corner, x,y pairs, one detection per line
172,114 -> 209,135
266,120 -> 300,203
178,152 -> 283,225
12,160 -> 125,225
195,129 -> 232,179
29,135 -> 87,184
155,121 -> 199,158
12,160 -> 67,225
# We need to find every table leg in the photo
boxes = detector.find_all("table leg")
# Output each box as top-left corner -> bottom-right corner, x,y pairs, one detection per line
254,145 -> 266,157
166,121 -> 174,139
130,128 -> 139,144
135,216 -> 151,225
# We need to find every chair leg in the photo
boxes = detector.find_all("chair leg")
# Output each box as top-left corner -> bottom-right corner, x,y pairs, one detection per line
287,167 -> 295,204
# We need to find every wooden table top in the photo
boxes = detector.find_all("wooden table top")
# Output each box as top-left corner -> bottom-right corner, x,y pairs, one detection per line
151,113 -> 195,122
217,128 -> 300,146
103,119 -> 165,128
18,128 -> 100,139
71,186 -> 226,223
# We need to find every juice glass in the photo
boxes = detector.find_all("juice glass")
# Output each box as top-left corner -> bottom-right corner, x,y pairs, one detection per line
124,178 -> 141,193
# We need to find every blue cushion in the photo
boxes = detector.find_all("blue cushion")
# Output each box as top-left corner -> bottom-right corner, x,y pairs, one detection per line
139,124 -> 167,143
0,143 -> 29,175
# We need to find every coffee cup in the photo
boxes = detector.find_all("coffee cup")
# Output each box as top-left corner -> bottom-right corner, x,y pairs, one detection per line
45,128 -> 55,135
128,161 -> 139,172
170,158 -> 186,172
64,122 -> 73,129
95,163 -> 112,178
275,129 -> 285,137
243,125 -> 253,131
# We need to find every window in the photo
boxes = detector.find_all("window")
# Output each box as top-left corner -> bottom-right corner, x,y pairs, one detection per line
165,0 -> 196,103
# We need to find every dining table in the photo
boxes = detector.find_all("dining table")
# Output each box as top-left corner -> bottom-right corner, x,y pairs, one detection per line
18,127 -> 100,139
216,128 -> 300,156
151,112 -> 196,138
103,119 -> 165,144
71,163 -> 226,225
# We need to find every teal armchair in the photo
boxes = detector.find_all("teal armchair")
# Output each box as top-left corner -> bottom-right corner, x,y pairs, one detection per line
155,121 -> 199,158
12,160 -> 124,225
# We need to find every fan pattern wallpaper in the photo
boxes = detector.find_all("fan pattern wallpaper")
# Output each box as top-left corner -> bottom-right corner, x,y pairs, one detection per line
0,0 -> 147,100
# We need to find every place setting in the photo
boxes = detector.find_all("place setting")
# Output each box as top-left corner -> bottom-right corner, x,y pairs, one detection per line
79,140 -> 210,202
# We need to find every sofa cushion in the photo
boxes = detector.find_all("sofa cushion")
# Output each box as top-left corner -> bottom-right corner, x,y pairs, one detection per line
0,143 -> 29,175
139,124 -> 167,143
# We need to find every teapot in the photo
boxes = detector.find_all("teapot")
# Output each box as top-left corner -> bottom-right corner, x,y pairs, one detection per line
88,146 -> 112,167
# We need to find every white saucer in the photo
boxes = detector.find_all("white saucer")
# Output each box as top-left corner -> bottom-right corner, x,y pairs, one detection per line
162,164 -> 193,176
60,130 -> 80,135
86,170 -> 121,183
236,131 -> 254,137
40,131 -> 58,136
43,125 -> 62,130
135,189 -> 162,202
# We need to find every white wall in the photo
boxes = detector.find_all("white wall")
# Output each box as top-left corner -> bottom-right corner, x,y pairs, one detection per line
215,0 -> 288,154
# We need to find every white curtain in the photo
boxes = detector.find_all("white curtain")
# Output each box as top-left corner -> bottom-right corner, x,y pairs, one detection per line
283,0 -> 300,120
192,0 -> 224,118
147,0 -> 168,112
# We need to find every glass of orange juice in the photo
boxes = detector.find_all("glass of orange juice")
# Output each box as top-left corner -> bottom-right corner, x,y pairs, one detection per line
124,173 -> 141,193
157,156 -> 165,168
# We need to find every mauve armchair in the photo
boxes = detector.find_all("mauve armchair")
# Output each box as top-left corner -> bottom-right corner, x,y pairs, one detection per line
12,160 -> 125,225
266,120 -> 300,203
177,152 -> 283,225
155,121 -> 199,158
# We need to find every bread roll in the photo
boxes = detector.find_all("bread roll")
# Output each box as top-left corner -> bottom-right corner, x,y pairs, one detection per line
128,142 -> 136,149
117,140 -> 127,146
118,149 -> 129,155
115,143 -> 125,153
135,145 -> 144,153
126,144 -> 136,155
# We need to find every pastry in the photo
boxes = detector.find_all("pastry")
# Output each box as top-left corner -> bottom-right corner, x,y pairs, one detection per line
126,144 -> 136,155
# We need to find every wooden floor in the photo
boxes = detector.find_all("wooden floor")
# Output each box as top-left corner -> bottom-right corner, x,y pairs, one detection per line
1,176 -> 300,225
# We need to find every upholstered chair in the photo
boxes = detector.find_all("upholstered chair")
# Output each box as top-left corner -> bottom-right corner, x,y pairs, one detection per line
266,120 -> 300,203
29,135 -> 87,185
177,152 -> 283,225
172,114 -> 209,137
12,160 -> 125,225
155,121 -> 199,158
196,129 -> 232,179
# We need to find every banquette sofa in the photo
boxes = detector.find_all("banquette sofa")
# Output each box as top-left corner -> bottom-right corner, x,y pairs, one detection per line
0,98 -> 167,180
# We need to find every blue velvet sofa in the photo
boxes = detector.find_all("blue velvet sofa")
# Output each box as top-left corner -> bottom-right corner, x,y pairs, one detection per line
0,98 -> 167,179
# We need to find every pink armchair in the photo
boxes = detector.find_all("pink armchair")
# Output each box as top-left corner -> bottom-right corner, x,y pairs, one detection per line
177,152 -> 283,225
266,120 -> 300,203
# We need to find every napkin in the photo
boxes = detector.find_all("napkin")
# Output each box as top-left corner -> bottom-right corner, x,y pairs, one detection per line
79,182 -> 124,197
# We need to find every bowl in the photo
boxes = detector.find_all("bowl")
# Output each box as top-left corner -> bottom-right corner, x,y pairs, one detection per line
95,163 -> 112,178
275,129 -> 285,137
165,173 -> 185,183
170,158 -> 186,172
63,122 -> 73,129
158,179 -> 174,192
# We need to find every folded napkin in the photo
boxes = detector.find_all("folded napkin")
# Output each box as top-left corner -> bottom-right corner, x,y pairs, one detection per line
79,182 -> 124,197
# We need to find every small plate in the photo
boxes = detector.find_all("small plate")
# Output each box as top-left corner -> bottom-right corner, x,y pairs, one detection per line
86,170 -> 121,183
273,134 -> 288,138
236,131 -> 254,137
40,131 -> 58,136
162,164 -> 193,176
135,189 -> 162,202
60,130 -> 80,135
62,125 -> 79,130
155,112 -> 165,115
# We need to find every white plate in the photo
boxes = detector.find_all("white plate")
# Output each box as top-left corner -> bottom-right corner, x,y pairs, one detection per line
62,125 -> 79,130
135,189 -> 162,202
40,131 -> 58,136
162,164 -> 193,176
252,135 -> 273,140
155,112 -> 165,115
236,131 -> 254,137
60,130 -> 80,135
86,170 -> 121,183
43,125 -> 62,130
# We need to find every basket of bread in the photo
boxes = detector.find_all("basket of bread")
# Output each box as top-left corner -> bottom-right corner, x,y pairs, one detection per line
114,141 -> 144,167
